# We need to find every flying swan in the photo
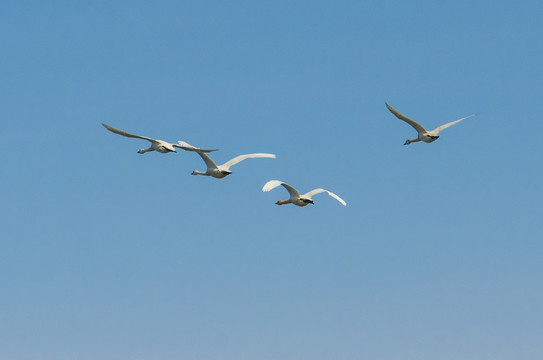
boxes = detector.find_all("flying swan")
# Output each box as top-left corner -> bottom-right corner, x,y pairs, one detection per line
178,141 -> 276,178
102,123 -> 218,154
385,103 -> 478,145
262,180 -> 346,207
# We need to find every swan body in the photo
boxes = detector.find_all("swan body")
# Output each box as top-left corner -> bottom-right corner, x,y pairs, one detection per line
262,180 -> 346,207
102,123 -> 218,154
178,141 -> 276,179
385,103 -> 478,145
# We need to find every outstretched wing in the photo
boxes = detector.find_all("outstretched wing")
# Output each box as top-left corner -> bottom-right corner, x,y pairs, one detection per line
174,140 -> 218,153
176,141 -> 218,169
262,180 -> 300,198
385,103 -> 427,134
102,123 -> 154,142
303,188 -> 347,206
431,113 -> 478,134
221,153 -> 276,170
197,152 -> 219,170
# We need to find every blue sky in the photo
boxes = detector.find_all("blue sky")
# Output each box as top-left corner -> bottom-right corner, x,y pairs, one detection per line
1,1 -> 542,359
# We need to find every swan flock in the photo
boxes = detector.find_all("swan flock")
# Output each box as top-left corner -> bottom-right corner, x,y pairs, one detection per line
103,103 -> 477,208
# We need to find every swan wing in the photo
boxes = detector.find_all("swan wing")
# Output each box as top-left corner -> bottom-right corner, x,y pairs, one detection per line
385,103 -> 427,134
176,141 -> 218,169
102,123 -> 155,142
197,152 -> 219,170
221,153 -> 276,170
174,140 -> 218,153
262,180 -> 300,198
303,188 -> 347,206
430,113 -> 478,134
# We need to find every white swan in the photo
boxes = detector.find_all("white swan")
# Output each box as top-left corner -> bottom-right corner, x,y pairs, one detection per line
262,180 -> 347,207
178,141 -> 276,179
385,103 -> 478,145
102,123 -> 218,154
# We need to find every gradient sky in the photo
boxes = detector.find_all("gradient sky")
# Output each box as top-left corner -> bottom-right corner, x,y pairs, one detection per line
2,1 -> 542,359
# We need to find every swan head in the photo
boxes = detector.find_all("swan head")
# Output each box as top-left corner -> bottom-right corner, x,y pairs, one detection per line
276,200 -> 289,205
404,140 -> 411,145
137,149 -> 145,154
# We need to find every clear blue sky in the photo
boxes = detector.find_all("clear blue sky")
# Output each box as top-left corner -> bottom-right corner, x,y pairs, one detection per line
2,1 -> 542,359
